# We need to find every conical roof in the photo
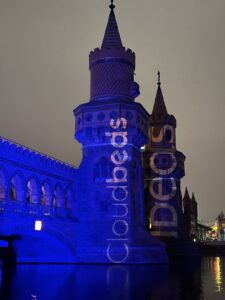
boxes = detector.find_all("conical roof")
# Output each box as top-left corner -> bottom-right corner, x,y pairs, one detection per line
101,3 -> 123,48
184,187 -> 190,199
191,193 -> 197,203
152,72 -> 168,115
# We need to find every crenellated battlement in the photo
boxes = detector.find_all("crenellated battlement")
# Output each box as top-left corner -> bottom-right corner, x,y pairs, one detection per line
150,114 -> 177,127
89,47 -> 135,69
0,136 -> 77,179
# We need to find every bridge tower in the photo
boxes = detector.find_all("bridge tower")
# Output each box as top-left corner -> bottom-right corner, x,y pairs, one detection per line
143,73 -> 186,240
73,2 -> 167,263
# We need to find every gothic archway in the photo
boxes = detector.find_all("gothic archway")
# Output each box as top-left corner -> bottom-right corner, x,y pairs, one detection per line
10,172 -> 26,212
0,168 -> 7,211
41,181 -> 52,215
27,177 -> 40,205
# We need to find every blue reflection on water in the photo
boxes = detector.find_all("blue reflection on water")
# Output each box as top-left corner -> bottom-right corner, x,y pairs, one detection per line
0,257 -> 224,300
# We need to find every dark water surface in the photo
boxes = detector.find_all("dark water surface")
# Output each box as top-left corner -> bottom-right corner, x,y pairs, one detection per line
0,256 -> 224,300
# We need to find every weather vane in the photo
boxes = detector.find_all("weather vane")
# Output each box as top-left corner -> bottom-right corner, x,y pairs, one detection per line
109,0 -> 115,10
157,71 -> 161,86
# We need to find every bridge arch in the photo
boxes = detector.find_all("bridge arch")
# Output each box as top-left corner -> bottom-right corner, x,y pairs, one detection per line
0,166 -> 8,210
27,175 -> 41,205
41,180 -> 53,206
0,217 -> 76,263
0,167 -> 7,196
9,171 -> 26,204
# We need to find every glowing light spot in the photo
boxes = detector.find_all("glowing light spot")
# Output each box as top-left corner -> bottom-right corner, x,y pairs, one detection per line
35,220 -> 42,231
214,257 -> 223,292
149,218 -> 152,229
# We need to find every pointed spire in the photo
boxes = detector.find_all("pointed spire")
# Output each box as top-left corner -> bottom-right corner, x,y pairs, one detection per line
191,192 -> 196,203
184,187 -> 190,199
101,1 -> 123,49
152,71 -> 168,115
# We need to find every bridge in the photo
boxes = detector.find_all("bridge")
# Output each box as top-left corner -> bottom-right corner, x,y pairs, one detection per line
0,137 -> 78,263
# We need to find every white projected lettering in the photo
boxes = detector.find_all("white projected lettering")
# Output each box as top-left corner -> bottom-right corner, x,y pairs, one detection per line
106,243 -> 129,264
112,220 -> 129,236
105,118 -> 129,263
110,118 -> 127,130
105,131 -> 128,148
112,203 -> 128,218
107,185 -> 128,202
106,166 -> 127,183
111,150 -> 128,165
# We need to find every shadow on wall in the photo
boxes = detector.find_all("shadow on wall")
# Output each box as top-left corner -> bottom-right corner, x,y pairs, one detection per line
0,214 -> 77,264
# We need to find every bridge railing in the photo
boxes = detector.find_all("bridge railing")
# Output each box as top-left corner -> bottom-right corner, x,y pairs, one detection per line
0,136 -> 76,170
0,199 -> 74,220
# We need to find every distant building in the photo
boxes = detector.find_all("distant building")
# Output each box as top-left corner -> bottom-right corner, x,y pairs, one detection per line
217,212 -> 225,240
197,223 -> 211,241
183,188 -> 198,241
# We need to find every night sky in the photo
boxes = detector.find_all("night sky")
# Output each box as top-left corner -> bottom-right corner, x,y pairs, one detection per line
0,0 -> 224,221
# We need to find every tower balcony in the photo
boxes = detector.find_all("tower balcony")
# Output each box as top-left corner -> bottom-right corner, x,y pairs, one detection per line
74,98 -> 150,149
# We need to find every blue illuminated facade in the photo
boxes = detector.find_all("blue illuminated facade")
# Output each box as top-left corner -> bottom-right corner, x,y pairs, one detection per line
73,3 -> 167,263
0,137 -> 77,262
0,2 -> 184,263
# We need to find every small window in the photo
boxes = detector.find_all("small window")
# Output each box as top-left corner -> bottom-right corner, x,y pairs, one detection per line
165,129 -> 172,141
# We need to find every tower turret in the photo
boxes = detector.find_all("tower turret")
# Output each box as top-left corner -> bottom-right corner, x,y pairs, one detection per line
183,190 -> 198,241
151,72 -> 168,116
89,2 -> 139,101
143,73 -> 186,240
73,2 -> 167,264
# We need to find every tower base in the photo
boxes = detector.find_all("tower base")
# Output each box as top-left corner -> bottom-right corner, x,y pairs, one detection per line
75,244 -> 168,264
160,237 -> 201,257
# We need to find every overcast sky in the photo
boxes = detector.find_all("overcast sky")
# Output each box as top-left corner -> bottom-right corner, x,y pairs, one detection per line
0,0 -> 225,221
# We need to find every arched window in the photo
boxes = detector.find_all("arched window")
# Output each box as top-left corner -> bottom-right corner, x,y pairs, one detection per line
54,184 -> 64,208
41,182 -> 51,206
10,183 -> 16,201
0,170 -> 6,201
0,169 -> 6,209
10,173 -> 24,202
27,187 -> 31,203
41,187 -> 44,206
27,178 -> 39,204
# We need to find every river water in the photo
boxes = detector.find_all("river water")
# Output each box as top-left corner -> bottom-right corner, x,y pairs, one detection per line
0,256 -> 224,300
